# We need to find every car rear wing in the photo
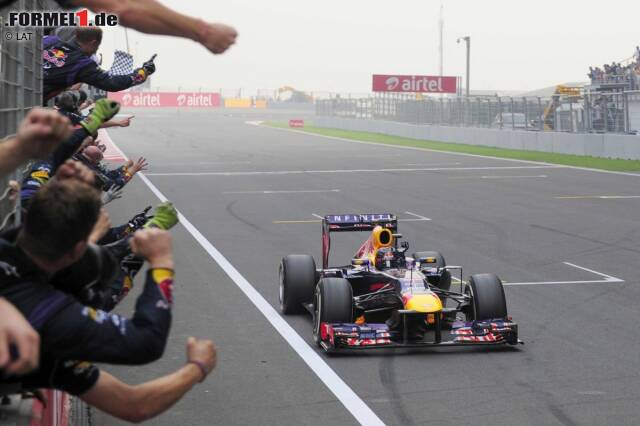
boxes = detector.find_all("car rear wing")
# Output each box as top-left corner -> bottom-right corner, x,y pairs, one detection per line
322,214 -> 397,269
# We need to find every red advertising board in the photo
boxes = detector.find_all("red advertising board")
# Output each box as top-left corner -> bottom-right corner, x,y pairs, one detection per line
107,91 -> 221,107
289,119 -> 304,128
372,75 -> 457,93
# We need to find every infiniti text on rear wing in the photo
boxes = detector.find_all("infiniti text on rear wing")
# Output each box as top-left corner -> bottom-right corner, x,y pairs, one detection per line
322,214 -> 397,268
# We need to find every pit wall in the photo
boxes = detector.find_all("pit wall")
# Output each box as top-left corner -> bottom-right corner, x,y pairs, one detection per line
312,117 -> 640,160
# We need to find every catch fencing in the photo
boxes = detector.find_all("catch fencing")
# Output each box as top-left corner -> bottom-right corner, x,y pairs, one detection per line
316,91 -> 640,135
0,1 -> 71,424
0,0 -> 55,231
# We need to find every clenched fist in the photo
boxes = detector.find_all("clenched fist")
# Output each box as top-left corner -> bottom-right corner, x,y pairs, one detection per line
186,337 -> 217,382
197,21 -> 237,54
129,228 -> 174,269
55,159 -> 96,186
16,108 -> 73,160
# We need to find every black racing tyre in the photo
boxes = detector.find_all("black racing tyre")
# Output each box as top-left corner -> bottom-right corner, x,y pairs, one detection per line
313,278 -> 353,345
279,255 -> 317,315
466,273 -> 508,321
413,251 -> 451,291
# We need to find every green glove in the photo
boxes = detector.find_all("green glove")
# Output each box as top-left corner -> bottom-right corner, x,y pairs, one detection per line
144,202 -> 179,231
80,99 -> 121,135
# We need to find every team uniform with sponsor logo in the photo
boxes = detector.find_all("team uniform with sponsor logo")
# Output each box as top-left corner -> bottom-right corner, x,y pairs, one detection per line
19,126 -> 93,207
0,234 -> 175,395
71,153 -> 134,191
43,35 -> 149,102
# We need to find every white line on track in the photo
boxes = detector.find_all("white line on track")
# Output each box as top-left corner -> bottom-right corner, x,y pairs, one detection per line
223,189 -> 340,195
450,262 -> 623,286
450,175 -> 548,180
404,162 -> 462,166
107,135 -> 385,426
504,262 -> 624,286
404,211 -> 432,221
255,123 -> 640,178
145,165 -> 560,177
162,161 -> 253,166
562,262 -> 623,280
554,195 -> 640,199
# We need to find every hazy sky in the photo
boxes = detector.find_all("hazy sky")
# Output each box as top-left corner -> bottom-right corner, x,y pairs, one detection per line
100,0 -> 640,94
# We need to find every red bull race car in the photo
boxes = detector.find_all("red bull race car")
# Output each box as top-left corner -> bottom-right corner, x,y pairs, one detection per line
279,214 -> 522,352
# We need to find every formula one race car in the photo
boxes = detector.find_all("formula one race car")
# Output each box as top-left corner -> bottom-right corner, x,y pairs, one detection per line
278,214 -> 522,352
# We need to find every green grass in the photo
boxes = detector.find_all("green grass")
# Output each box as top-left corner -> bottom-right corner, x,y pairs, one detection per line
263,121 -> 640,172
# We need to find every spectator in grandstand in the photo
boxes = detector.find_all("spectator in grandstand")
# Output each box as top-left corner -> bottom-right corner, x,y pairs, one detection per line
589,50 -> 640,86
43,27 -> 156,102
0,108 -> 73,179
0,298 -> 39,376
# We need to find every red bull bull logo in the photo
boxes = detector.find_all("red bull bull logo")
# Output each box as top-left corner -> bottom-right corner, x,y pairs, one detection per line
43,48 -> 67,67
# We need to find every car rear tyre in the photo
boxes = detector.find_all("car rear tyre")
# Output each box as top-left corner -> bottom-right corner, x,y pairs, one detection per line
313,278 -> 353,345
466,273 -> 507,321
279,255 -> 316,315
414,251 -> 451,291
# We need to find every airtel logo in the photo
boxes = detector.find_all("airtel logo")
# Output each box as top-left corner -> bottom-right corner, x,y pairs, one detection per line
177,94 -> 187,106
122,93 -> 132,106
385,77 -> 400,90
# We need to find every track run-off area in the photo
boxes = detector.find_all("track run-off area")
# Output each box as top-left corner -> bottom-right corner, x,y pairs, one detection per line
97,109 -> 640,426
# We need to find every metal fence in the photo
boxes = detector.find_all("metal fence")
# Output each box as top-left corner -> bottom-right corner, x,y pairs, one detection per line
0,0 -> 55,230
316,91 -> 640,135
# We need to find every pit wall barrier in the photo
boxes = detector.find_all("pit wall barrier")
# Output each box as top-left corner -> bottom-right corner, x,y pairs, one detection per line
313,117 -> 640,160
0,389 -> 69,426
29,390 -> 69,426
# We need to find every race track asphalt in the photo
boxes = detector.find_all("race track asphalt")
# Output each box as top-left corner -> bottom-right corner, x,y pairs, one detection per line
94,109 -> 640,426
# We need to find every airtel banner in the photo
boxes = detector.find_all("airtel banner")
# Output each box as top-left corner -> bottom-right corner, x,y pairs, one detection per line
108,92 -> 221,107
372,75 -> 457,93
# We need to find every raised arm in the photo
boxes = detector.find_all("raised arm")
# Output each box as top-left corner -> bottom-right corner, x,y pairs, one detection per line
74,0 -> 237,54
40,229 -> 175,365
80,337 -> 216,423
50,99 -> 121,173
0,108 -> 72,179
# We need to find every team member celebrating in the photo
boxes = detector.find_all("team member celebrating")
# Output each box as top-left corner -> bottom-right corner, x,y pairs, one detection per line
43,27 -> 156,101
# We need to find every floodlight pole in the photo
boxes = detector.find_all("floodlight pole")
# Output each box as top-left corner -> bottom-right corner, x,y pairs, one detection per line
457,36 -> 470,97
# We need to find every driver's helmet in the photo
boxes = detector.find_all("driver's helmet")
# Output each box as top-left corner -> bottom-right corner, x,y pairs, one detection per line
374,247 -> 399,269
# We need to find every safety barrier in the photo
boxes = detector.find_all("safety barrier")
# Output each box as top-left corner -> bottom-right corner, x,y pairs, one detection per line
316,91 -> 640,135
313,116 -> 640,160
